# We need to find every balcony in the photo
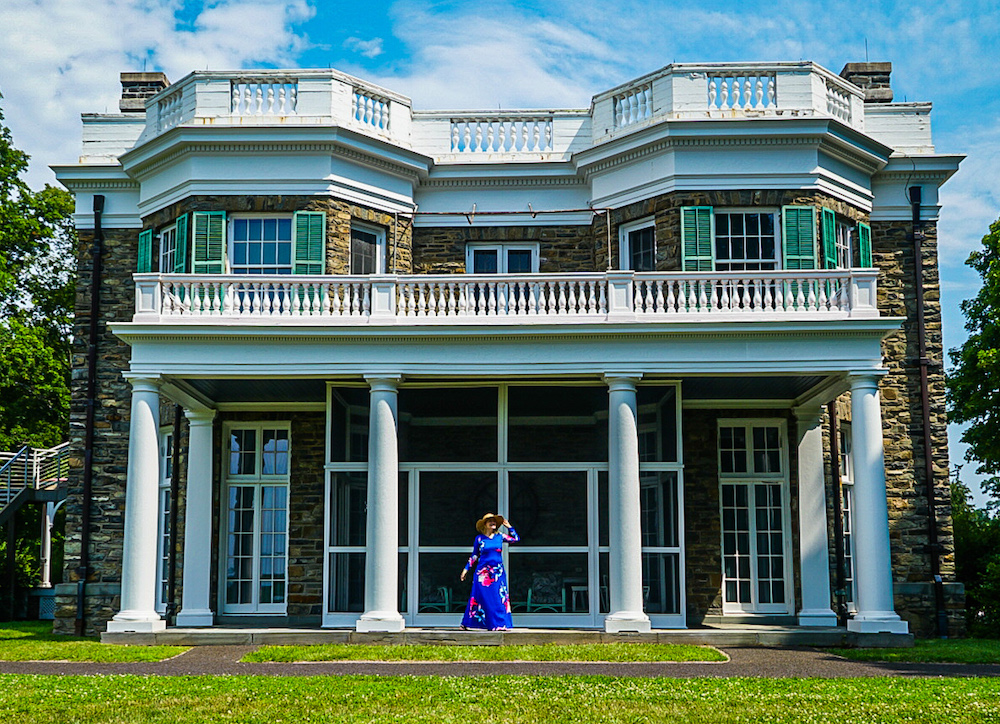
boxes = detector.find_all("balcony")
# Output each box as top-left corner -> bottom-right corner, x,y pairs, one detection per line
132,270 -> 879,326
140,62 -> 867,160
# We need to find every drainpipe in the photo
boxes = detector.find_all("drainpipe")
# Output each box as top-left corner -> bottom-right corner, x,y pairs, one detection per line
76,194 -> 105,635
828,401 -> 848,627
165,405 -> 182,624
909,185 -> 948,638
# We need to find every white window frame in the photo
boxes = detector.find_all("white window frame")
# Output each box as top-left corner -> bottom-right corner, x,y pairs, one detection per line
465,243 -> 540,274
158,224 -> 177,274
228,214 -> 294,275
713,208 -> 781,271
717,418 -> 794,615
350,222 -> 387,275
155,428 -> 173,615
619,217 -> 656,272
838,423 -> 857,611
219,421 -> 291,615
835,220 -> 854,270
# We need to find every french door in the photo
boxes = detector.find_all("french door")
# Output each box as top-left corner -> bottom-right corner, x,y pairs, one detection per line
221,424 -> 290,615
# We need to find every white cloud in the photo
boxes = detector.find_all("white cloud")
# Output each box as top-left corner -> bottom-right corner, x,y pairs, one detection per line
0,0 -> 315,189
344,36 -> 384,59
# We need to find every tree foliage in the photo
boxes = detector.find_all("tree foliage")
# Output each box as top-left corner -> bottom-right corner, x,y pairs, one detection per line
947,216 -> 1000,507
951,479 -> 1000,637
0,95 -> 75,450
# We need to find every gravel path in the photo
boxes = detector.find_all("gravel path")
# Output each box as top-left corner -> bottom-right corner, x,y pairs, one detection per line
1,646 -> 998,678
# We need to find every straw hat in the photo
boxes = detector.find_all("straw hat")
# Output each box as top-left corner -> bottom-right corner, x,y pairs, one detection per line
475,513 -> 506,535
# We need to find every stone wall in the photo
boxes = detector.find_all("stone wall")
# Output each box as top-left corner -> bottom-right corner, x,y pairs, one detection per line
412,225 -> 595,273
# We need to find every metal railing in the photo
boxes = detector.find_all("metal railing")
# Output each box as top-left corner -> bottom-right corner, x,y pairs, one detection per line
0,443 -> 69,512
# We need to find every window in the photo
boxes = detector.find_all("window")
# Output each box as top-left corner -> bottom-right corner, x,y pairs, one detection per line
714,211 -> 778,271
351,224 -> 386,274
230,216 -> 293,275
159,225 -> 177,274
835,221 -> 854,269
619,218 -> 656,272
681,205 -> 819,272
466,244 -> 538,274
156,430 -> 173,614
718,420 -> 791,614
223,423 -> 290,614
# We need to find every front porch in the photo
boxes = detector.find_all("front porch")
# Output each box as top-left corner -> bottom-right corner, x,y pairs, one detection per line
101,624 -> 912,649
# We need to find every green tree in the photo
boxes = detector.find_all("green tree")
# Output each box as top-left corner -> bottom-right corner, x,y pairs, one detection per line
0,95 -> 75,450
951,477 -> 1000,636
948,216 -> 1000,508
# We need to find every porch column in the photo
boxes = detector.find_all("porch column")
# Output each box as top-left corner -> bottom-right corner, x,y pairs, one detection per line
357,375 -> 405,632
794,406 -> 837,626
847,374 -> 908,634
176,409 -> 216,627
38,502 -> 56,589
604,374 -> 651,633
107,377 -> 166,632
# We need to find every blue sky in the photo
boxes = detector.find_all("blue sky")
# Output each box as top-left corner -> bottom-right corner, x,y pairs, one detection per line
1,0 -> 998,500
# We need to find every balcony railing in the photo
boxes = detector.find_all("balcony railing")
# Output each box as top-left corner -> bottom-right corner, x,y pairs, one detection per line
133,270 -> 879,325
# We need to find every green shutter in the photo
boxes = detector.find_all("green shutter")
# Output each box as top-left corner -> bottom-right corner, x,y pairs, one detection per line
782,206 -> 817,270
173,214 -> 189,274
821,208 -> 837,269
137,229 -> 152,273
191,211 -> 226,274
680,206 -> 714,271
858,221 -> 873,267
293,211 -> 326,275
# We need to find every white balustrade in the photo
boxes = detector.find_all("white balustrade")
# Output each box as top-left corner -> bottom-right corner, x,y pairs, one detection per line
157,90 -> 184,132
450,117 -> 554,153
230,79 -> 298,116
613,83 -> 652,128
136,270 -> 877,324
707,73 -> 777,111
353,88 -> 390,131
825,80 -> 852,123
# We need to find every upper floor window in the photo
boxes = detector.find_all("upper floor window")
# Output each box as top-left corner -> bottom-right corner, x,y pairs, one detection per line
350,224 -> 386,274
835,221 -> 853,269
714,211 -> 778,272
159,224 -> 178,274
466,243 -> 538,274
230,216 -> 293,275
620,218 -> 656,272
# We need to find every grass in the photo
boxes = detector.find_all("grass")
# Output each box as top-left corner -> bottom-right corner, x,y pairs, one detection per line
1,675 -> 999,723
243,642 -> 727,663
0,622 -> 187,663
829,638 -> 1000,665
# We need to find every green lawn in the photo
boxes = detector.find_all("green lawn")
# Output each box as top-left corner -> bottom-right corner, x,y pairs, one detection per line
829,639 -> 1000,665
1,675 -> 998,723
243,642 -> 726,662
0,622 -> 187,663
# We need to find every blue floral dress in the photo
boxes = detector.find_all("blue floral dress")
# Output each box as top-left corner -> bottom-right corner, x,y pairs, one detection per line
461,527 -> 519,630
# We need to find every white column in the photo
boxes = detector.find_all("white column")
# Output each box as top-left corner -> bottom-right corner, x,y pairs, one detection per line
356,375 -> 405,632
176,409 -> 216,627
794,407 -> 837,627
846,374 -> 908,634
38,502 -> 55,589
604,374 -> 651,633
108,378 -> 166,632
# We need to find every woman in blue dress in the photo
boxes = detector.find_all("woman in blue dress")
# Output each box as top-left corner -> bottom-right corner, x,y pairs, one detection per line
460,513 -> 519,630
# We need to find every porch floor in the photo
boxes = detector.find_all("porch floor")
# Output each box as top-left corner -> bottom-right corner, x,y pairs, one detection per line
102,625 -> 912,648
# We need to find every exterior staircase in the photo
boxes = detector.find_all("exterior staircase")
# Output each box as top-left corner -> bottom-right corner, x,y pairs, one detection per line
0,443 -> 69,527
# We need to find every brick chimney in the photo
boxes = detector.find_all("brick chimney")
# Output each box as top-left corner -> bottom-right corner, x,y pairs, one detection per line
839,62 -> 893,103
119,72 -> 171,113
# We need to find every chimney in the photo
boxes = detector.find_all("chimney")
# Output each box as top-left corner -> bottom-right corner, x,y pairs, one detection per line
119,72 -> 171,113
839,62 -> 893,103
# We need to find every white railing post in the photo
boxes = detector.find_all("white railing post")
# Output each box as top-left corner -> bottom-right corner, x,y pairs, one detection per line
370,276 -> 397,320
849,271 -> 879,318
134,275 -> 162,321
606,272 -> 635,320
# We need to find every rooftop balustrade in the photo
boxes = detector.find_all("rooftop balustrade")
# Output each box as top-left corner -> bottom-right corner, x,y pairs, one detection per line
139,62 -> 868,157
132,269 -> 880,326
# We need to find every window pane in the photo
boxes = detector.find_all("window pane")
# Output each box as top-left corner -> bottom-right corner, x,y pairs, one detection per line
473,249 -> 499,274
418,553 -> 466,613
351,228 -> 380,274
507,249 -> 532,273
418,471 -> 498,547
629,227 -> 655,272
507,552 -> 588,614
640,472 -> 678,548
399,387 -> 498,462
642,552 -> 680,614
508,385 -> 607,462
329,472 -> 367,547
328,552 -> 365,612
509,471 -> 587,546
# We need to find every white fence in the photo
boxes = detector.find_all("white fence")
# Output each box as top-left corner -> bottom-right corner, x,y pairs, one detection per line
134,270 -> 879,324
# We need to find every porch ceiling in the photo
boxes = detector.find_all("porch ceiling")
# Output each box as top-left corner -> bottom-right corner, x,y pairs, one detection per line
175,375 -> 828,406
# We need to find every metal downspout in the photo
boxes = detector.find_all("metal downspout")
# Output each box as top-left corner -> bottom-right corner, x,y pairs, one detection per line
909,185 -> 948,638
76,194 -> 105,635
